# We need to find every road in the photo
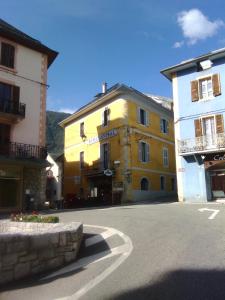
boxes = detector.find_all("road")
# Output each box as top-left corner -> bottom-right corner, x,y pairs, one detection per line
1,202 -> 225,300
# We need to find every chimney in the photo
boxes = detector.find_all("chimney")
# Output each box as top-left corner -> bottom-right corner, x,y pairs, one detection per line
102,82 -> 107,94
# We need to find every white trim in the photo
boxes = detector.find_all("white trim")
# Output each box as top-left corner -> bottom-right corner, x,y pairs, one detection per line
133,128 -> 174,145
162,147 -> 169,167
131,166 -> 176,176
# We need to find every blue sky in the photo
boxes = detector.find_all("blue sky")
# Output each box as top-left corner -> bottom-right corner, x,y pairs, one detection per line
2,0 -> 225,113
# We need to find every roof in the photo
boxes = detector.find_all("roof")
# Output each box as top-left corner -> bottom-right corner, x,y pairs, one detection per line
161,47 -> 225,81
0,19 -> 58,67
60,83 -> 173,127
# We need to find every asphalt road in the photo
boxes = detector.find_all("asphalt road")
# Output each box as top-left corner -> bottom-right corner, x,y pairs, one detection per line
2,202 -> 225,300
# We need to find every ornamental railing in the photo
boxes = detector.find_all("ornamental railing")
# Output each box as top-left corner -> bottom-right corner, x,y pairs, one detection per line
178,133 -> 225,154
0,98 -> 26,118
0,142 -> 47,160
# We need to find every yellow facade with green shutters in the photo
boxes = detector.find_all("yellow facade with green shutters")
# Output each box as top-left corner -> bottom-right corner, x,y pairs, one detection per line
60,84 -> 176,204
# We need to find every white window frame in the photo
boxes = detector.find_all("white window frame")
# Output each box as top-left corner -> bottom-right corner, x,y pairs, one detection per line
196,73 -> 215,101
160,118 -> 169,134
199,76 -> 213,100
162,147 -> 169,167
138,140 -> 150,163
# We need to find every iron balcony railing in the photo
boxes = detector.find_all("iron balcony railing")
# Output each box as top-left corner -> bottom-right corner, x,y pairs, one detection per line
178,133 -> 225,155
0,98 -> 26,118
0,142 -> 47,160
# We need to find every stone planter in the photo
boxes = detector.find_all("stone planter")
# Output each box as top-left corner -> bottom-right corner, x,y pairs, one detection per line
0,221 -> 83,285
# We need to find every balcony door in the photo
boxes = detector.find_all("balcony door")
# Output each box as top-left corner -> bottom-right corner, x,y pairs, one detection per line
202,117 -> 216,148
0,123 -> 10,155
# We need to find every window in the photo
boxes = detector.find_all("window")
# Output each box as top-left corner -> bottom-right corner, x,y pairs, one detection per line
199,77 -> 213,99
139,141 -> 150,162
160,176 -> 165,191
0,42 -> 15,69
0,82 -> 20,114
191,74 -> 221,102
138,108 -> 149,126
80,151 -> 84,169
140,178 -> 149,191
160,119 -> 169,134
101,143 -> 110,169
102,107 -> 110,127
163,148 -> 169,167
0,123 -> 10,155
171,178 -> 176,191
80,122 -> 85,137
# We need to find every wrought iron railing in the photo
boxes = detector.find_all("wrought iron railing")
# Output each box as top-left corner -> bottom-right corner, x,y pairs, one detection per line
0,98 -> 26,118
0,142 -> 47,160
178,133 -> 225,154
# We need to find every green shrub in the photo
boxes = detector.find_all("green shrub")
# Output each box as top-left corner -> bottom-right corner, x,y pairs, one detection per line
10,213 -> 59,223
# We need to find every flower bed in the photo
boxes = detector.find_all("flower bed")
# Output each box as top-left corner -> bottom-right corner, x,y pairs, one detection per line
10,212 -> 59,223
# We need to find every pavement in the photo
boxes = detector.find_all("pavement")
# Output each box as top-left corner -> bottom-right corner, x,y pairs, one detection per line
1,201 -> 225,300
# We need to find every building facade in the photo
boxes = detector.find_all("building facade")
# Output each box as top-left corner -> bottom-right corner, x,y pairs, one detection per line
0,19 -> 57,211
162,48 -> 225,202
60,83 -> 176,204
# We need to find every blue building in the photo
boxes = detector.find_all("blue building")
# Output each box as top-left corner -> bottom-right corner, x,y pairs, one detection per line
161,48 -> 225,202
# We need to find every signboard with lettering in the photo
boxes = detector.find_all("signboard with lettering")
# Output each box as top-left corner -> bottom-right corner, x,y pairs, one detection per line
87,129 -> 118,145
204,152 -> 225,169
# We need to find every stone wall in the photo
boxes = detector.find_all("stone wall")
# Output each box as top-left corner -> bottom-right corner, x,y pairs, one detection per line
0,221 -> 83,285
23,167 -> 46,209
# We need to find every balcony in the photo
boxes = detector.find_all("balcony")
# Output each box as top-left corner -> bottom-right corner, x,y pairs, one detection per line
178,133 -> 225,155
82,161 -> 114,177
0,99 -> 26,122
0,142 -> 47,160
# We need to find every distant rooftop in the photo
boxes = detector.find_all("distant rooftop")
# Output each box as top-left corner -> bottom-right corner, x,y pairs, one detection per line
0,18 -> 58,67
161,47 -> 225,81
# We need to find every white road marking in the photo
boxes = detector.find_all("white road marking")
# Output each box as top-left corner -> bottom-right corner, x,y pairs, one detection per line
198,208 -> 220,220
85,229 -> 115,247
54,224 -> 133,300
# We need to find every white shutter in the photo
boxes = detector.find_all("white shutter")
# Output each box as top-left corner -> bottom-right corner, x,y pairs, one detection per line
102,111 -> 105,126
166,120 -> 169,134
146,111 -> 149,126
160,119 -> 163,132
138,142 -> 142,161
137,107 -> 141,123
146,143 -> 150,162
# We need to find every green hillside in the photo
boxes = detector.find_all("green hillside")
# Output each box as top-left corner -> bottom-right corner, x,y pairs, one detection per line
46,111 -> 71,155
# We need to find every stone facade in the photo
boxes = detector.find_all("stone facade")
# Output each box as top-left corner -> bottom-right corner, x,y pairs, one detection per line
0,221 -> 83,285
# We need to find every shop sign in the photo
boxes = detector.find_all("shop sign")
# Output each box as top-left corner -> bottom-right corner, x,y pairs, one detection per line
213,154 -> 225,161
87,129 -> 117,145
104,169 -> 113,176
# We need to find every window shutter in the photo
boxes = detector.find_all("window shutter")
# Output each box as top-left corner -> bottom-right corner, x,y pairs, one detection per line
146,143 -> 150,162
137,107 -> 141,123
215,114 -> 224,133
146,111 -> 149,126
191,80 -> 199,102
138,142 -> 142,161
102,111 -> 105,126
194,119 -> 202,137
212,74 -> 221,96
166,120 -> 169,134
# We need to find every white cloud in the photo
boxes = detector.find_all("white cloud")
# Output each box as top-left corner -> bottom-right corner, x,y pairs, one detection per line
173,41 -> 184,48
58,108 -> 76,114
177,9 -> 224,45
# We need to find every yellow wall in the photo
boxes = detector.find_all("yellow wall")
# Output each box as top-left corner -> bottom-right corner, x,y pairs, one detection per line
63,95 -> 176,201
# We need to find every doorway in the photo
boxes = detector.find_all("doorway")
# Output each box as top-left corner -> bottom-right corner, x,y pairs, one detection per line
0,178 -> 19,208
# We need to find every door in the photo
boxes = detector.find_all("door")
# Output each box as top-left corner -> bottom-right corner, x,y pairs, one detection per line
0,178 -> 19,208
202,117 -> 216,148
0,123 -> 10,155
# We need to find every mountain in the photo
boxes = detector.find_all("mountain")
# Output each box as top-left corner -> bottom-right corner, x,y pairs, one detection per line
46,111 -> 71,156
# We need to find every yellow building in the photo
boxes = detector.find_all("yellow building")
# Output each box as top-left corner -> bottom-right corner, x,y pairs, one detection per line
60,83 -> 176,204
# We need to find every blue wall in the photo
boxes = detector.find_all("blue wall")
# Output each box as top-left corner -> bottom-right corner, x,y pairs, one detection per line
175,56 -> 225,202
